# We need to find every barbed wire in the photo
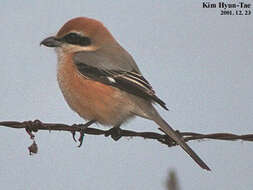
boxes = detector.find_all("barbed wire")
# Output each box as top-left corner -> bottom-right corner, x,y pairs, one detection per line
0,120 -> 252,153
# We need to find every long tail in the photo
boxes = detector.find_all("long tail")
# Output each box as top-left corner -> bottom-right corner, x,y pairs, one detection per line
153,115 -> 210,171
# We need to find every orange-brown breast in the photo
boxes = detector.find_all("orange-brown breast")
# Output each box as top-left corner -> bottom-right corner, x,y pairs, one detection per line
56,52 -> 134,125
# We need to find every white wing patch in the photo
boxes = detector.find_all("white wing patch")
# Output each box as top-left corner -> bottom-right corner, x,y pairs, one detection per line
107,76 -> 116,83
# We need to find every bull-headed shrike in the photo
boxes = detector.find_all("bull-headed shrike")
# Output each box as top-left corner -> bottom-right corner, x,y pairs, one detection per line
41,17 -> 210,171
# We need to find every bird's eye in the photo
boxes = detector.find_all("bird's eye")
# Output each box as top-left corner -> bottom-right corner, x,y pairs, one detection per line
64,33 -> 79,42
61,32 -> 91,46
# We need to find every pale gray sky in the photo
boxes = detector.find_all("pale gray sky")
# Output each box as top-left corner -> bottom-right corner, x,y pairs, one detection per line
0,1 -> 253,189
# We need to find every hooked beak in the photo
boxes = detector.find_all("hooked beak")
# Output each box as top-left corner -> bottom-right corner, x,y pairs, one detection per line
40,36 -> 62,47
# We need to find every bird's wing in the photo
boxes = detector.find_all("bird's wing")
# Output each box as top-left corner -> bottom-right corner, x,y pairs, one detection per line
73,48 -> 168,110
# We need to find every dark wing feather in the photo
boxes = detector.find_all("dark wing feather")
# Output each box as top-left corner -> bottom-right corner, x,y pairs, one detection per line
73,49 -> 168,110
112,72 -> 168,110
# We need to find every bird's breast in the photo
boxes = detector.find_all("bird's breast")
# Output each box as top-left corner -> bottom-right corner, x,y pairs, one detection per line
56,52 -> 135,126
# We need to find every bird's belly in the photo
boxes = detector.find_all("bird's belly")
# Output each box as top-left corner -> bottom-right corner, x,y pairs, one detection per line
57,61 -> 134,126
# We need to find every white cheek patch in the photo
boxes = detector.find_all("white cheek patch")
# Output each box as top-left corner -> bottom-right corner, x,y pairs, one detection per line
62,44 -> 99,52
107,77 -> 116,83
55,48 -> 66,65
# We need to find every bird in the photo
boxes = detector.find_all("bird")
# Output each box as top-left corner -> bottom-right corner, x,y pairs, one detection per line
40,17 -> 210,171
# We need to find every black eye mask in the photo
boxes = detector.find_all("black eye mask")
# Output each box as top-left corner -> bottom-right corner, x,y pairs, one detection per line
60,33 -> 91,46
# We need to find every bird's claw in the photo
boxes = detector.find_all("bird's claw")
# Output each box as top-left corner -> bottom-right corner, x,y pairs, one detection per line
71,131 -> 77,142
72,120 -> 96,147
71,124 -> 86,147
78,130 -> 85,147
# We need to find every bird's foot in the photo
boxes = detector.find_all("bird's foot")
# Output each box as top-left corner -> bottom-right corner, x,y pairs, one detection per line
72,120 -> 96,147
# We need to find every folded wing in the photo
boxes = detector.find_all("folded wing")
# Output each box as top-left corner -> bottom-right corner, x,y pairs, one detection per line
73,49 -> 168,110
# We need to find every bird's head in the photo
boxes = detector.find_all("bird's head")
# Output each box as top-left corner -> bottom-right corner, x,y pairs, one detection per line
40,17 -> 117,53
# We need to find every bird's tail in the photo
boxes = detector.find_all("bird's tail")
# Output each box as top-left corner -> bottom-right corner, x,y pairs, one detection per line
153,114 -> 210,171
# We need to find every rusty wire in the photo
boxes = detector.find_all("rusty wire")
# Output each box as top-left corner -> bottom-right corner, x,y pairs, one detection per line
0,120 -> 252,148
